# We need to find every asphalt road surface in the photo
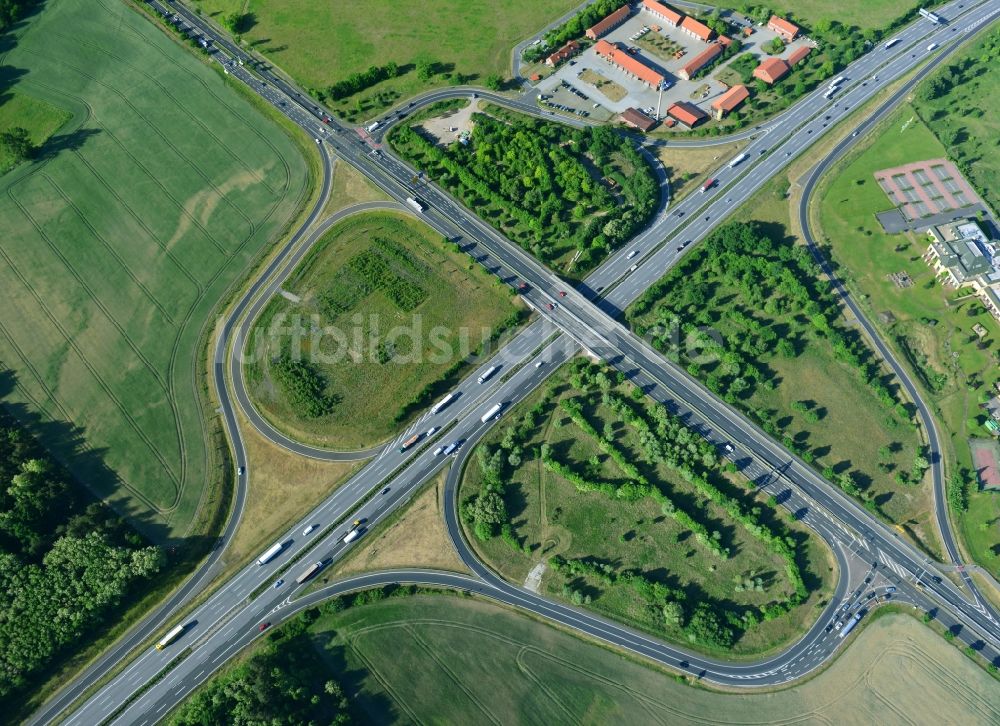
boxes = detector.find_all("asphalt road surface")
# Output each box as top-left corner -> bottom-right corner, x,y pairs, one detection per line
38,0 -> 1000,723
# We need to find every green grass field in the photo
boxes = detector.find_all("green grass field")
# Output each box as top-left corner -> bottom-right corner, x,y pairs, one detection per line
0,0 -> 310,542
701,0 -> 920,32
247,212 -> 520,449
191,0 -> 579,119
301,595 -> 1000,724
459,360 -> 832,657
0,93 -> 71,172
815,103 -> 999,572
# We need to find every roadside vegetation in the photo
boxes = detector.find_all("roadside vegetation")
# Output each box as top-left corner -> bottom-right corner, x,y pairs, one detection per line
816,98 -> 999,573
187,593 -> 1000,724
460,358 -> 832,656
629,222 -> 928,539
247,212 -> 522,449
390,105 -> 659,276
192,0 -> 579,120
0,406 -> 163,706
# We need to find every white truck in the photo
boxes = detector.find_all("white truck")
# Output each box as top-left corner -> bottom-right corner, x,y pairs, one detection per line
477,365 -> 498,384
431,392 -> 454,414
155,624 -> 186,651
406,196 -> 424,213
256,542 -> 283,566
729,153 -> 747,168
343,529 -> 360,544
481,402 -> 503,423
365,120 -> 381,133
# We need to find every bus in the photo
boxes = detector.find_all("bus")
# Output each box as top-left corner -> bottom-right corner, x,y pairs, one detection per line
155,624 -> 186,651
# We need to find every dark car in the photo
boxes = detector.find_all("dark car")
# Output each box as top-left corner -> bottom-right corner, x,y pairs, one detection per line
259,622 -> 270,632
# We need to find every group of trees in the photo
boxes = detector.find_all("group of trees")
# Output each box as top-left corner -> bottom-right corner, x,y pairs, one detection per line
522,0 -> 624,62
0,0 -> 36,32
171,612 -> 353,725
270,352 -> 337,418
0,127 -> 36,166
0,409 -> 163,699
320,238 -> 429,316
391,109 -> 658,272
326,62 -> 401,101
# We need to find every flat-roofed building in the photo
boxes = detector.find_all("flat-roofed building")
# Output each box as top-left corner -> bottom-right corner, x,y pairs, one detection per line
620,107 -> 658,131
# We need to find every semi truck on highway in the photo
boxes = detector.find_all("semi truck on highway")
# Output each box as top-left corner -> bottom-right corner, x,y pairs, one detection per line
406,197 -> 424,213
431,392 -> 454,414
885,37 -> 901,48
481,402 -> 503,423
295,561 -> 323,584
700,178 -> 715,193
399,434 -> 420,452
729,153 -> 747,168
838,612 -> 861,638
256,542 -> 283,566
366,120 -> 380,133
477,365 -> 498,384
155,624 -> 186,651
343,529 -> 360,544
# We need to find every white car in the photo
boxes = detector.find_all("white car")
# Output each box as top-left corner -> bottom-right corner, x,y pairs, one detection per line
433,446 -> 444,456
927,43 -> 937,51
315,138 -> 321,144
302,524 -> 317,536
535,361 -> 543,368
626,249 -> 638,260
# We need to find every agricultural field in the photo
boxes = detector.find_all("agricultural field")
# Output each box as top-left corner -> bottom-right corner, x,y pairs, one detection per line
628,222 -> 930,546
0,0 -> 310,542
191,0 -> 579,120
246,211 -> 521,449
224,595 -> 1000,725
459,358 -> 832,657
391,105 -> 660,277
0,93 -> 70,173
815,102 -> 1000,573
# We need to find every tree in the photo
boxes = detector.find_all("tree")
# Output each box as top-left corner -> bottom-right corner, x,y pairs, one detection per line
663,600 -> 684,627
416,59 -> 435,81
485,74 -> 504,91
0,127 -> 34,165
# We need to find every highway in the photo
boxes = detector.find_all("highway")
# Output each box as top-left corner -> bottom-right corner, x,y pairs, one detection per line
37,0 -> 1000,722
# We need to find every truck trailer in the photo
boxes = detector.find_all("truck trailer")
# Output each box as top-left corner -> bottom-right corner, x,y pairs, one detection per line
256,542 -> 283,566
729,153 -> 747,168
477,365 -> 498,384
399,434 -> 420,452
155,624 -> 186,651
481,402 -> 503,423
296,562 -> 323,584
406,196 -> 424,213
838,612 -> 861,639
431,392 -> 454,414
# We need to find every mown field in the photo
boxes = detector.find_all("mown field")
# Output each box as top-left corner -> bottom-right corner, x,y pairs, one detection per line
705,0 -> 922,33
285,595 -> 1000,725
816,100 -> 1000,574
0,0 -> 310,542
460,359 -> 833,657
247,211 -> 520,449
191,0 -> 579,119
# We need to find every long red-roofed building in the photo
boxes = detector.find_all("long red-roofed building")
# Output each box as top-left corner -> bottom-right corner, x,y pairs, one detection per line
680,15 -> 714,42
641,0 -> 684,28
710,84 -> 749,119
786,45 -> 812,66
545,40 -> 580,67
767,15 -> 800,41
594,40 -> 665,88
677,43 -> 722,80
586,4 -> 631,40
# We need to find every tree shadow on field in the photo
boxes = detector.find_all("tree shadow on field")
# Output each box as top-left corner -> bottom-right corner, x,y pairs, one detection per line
0,66 -> 29,106
315,641 -> 396,722
35,127 -> 102,161
0,0 -> 49,57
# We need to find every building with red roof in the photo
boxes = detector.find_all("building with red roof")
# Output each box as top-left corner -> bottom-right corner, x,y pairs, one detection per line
786,45 -> 812,66
680,16 -> 714,42
666,101 -> 708,127
586,4 -> 631,40
620,107 -> 658,131
545,40 -> 580,67
768,15 -> 800,41
710,84 -> 749,119
641,0 -> 684,28
677,43 -> 722,80
753,57 -> 790,84
594,40 -> 666,88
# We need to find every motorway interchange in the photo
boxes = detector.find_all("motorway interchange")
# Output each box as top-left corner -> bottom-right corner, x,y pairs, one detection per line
34,0 -> 1000,723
